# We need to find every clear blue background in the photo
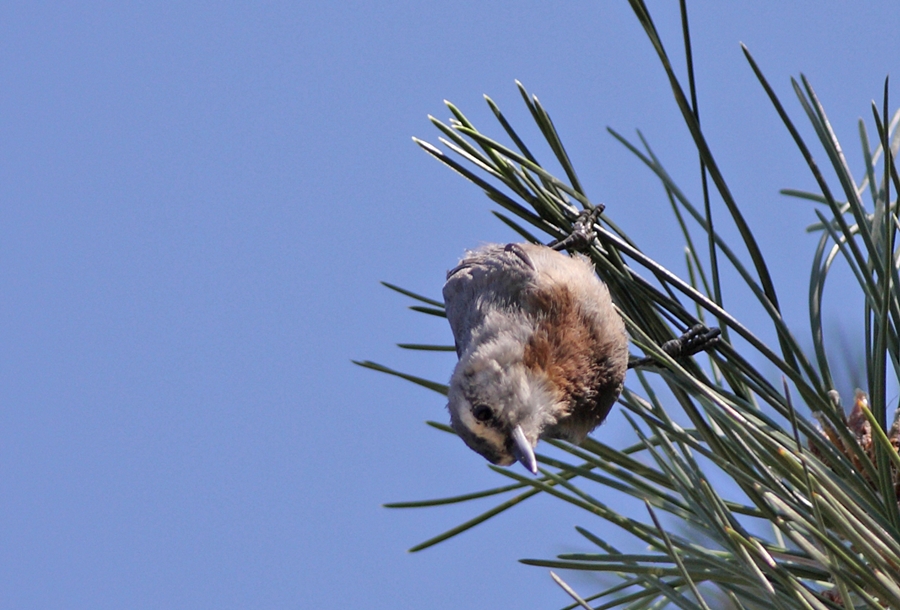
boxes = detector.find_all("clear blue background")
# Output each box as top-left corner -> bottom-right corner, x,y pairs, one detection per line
1,2 -> 897,608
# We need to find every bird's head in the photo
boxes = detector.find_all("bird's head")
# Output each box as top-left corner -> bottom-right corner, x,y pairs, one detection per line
447,333 -> 561,474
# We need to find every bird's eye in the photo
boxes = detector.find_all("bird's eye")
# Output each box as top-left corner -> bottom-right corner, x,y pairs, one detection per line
472,404 -> 493,422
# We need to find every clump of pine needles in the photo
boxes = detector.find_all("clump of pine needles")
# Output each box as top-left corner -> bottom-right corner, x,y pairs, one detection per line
356,1 -> 900,607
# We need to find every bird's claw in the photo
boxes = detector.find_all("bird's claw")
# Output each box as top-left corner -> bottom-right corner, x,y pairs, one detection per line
629,324 -> 720,369
549,205 -> 604,252
661,324 -> 721,359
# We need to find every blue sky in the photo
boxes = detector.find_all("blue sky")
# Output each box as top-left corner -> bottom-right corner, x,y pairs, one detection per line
1,2 -> 898,608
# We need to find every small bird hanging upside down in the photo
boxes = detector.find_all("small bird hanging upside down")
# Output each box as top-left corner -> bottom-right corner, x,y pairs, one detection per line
443,236 -> 719,475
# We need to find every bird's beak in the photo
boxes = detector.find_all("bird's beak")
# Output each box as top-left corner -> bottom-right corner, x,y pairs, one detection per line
510,425 -> 538,475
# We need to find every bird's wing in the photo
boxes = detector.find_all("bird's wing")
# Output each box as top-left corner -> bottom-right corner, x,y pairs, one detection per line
443,244 -> 537,355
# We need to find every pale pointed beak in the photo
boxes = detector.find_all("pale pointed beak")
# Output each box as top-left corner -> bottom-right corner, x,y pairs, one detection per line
510,425 -> 538,475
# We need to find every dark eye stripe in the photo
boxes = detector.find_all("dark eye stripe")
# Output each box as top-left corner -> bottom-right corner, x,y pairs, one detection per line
460,429 -> 507,465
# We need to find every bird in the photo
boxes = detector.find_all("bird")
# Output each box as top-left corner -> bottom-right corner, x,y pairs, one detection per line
443,241 -> 630,475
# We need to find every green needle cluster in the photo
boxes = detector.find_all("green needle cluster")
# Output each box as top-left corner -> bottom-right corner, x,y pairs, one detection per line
356,1 -> 900,607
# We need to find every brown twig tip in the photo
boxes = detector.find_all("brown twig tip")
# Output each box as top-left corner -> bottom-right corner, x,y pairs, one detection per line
810,389 -> 900,500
